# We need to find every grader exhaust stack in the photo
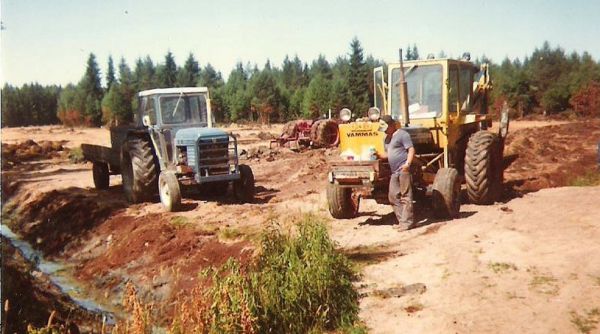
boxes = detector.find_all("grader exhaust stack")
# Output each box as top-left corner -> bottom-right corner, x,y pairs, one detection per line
399,48 -> 410,127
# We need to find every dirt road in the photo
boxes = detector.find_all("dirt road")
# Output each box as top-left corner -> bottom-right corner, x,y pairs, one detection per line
2,120 -> 600,332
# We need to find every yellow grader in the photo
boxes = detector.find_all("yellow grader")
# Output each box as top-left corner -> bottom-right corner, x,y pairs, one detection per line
326,51 -> 509,219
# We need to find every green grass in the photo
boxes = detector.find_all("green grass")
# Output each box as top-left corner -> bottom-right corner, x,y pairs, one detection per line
170,216 -> 190,229
67,147 -> 85,164
569,171 -> 600,187
529,274 -> 560,295
570,308 -> 600,334
169,214 -> 360,334
488,262 -> 518,274
218,227 -> 243,240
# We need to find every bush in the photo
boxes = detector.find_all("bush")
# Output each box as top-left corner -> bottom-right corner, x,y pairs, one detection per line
570,81 -> 600,117
168,214 -> 360,334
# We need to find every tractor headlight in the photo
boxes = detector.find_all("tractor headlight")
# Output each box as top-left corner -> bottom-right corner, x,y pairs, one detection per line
368,107 -> 381,121
339,108 -> 352,122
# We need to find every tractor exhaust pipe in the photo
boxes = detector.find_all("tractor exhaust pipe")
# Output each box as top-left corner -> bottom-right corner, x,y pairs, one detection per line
399,48 -> 410,127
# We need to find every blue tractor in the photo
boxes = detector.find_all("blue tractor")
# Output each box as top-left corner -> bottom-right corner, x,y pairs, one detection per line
82,87 -> 254,211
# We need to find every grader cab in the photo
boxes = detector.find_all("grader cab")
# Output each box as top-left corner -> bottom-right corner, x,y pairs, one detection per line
327,53 -> 509,219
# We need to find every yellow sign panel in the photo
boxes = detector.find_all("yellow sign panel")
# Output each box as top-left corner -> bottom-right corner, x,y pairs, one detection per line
338,122 -> 386,159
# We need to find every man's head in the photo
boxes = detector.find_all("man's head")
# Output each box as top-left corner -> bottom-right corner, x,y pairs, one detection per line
381,115 -> 397,135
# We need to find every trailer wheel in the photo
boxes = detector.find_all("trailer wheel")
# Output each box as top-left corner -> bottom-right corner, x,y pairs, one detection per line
327,183 -> 359,219
465,131 -> 503,205
432,168 -> 461,218
92,162 -> 110,190
234,164 -> 255,203
311,120 -> 339,147
159,171 -> 181,212
121,137 -> 158,203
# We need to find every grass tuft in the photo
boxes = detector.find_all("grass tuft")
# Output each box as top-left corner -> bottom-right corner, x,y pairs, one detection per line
569,171 -> 600,186
570,308 -> 600,334
488,262 -> 518,274
67,147 -> 85,164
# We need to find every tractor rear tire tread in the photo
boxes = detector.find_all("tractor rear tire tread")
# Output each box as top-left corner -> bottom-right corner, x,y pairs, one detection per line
121,137 -> 158,203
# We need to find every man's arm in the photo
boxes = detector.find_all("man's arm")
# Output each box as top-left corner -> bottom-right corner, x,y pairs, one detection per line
402,146 -> 415,171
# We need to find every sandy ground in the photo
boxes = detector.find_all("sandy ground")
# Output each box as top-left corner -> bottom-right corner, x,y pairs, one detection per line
2,120 -> 600,333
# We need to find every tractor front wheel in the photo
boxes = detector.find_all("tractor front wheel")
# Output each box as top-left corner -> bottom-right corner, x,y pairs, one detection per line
432,168 -> 461,218
92,162 -> 110,190
234,164 -> 255,203
159,171 -> 181,212
327,183 -> 359,219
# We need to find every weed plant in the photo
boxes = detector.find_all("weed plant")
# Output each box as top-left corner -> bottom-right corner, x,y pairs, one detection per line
169,214 -> 360,333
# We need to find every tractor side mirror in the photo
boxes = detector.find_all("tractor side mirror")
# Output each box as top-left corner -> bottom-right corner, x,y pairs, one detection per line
143,115 -> 155,127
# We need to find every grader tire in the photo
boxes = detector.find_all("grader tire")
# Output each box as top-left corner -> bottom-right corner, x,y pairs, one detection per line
465,131 -> 503,205
432,168 -> 461,218
121,137 -> 158,203
311,120 -> 339,147
327,183 -> 359,219
92,162 -> 110,190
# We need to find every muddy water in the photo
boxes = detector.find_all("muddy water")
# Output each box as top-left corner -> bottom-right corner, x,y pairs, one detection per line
1,224 -> 116,324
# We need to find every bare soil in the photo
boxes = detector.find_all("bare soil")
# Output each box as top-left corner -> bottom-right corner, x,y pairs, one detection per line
2,120 -> 600,332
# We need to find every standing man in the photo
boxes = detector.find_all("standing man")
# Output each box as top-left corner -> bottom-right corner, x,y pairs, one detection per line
378,115 -> 416,230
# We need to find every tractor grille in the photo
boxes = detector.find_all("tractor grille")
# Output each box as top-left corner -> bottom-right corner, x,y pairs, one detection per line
197,137 -> 234,176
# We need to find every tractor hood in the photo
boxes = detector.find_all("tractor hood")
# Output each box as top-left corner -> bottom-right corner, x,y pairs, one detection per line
174,127 -> 229,145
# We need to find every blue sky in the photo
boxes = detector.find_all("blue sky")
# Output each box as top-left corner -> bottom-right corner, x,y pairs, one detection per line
1,0 -> 599,86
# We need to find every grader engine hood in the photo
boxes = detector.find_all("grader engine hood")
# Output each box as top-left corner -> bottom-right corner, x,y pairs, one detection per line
338,122 -> 386,160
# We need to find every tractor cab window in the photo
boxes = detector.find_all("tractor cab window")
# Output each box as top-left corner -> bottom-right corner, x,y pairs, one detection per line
448,64 -> 473,113
459,67 -> 473,112
390,64 -> 442,120
144,97 -> 157,124
159,94 -> 208,125
448,65 -> 459,113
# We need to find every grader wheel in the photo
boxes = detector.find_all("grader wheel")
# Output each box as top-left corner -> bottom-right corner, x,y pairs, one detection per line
327,183 -> 359,219
465,131 -> 503,205
432,168 -> 461,218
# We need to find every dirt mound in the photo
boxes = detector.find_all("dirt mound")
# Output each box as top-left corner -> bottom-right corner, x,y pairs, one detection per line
6,187 -> 127,256
1,237 -> 100,333
2,139 -> 65,170
503,120 -> 600,194
72,213 -> 251,320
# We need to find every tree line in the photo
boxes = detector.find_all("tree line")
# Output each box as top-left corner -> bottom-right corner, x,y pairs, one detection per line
2,39 -> 600,128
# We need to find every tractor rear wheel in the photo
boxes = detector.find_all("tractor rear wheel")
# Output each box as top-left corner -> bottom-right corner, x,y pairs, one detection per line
159,171 -> 181,212
92,162 -> 110,190
432,168 -> 461,218
120,137 -> 158,203
327,183 -> 359,219
234,164 -> 255,203
465,131 -> 503,205
311,120 -> 339,147
282,121 -> 299,138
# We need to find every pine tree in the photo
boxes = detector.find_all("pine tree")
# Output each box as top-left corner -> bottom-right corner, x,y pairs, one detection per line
177,53 -> 200,87
106,56 -> 116,90
405,45 -> 413,61
223,63 -> 250,121
348,37 -> 370,115
303,75 -> 332,118
159,51 -> 178,87
411,44 -> 419,60
309,55 -> 332,80
79,53 -> 104,125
